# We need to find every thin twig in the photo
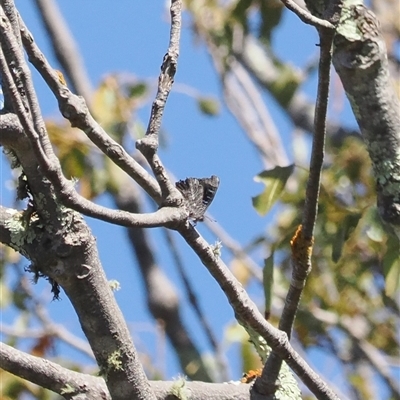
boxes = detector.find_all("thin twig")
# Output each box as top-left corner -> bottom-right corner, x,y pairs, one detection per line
254,4 -> 341,394
285,26 -> 335,335
281,0 -> 335,29
231,60 -> 289,166
0,6 -> 55,167
136,0 -> 182,202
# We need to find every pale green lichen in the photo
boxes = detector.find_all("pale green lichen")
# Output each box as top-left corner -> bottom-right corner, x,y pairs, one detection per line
5,211 -> 36,250
60,384 -> 75,394
362,137 -> 400,202
107,350 -> 124,372
240,325 -> 302,399
109,280 -> 121,291
211,240 -> 222,258
336,1 -> 364,41
169,375 -> 191,400
99,350 -> 124,381
245,325 -> 271,364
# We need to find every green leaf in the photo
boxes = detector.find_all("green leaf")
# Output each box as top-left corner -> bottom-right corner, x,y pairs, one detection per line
252,164 -> 295,216
0,281 -> 11,309
263,254 -> 274,320
332,212 -> 362,262
383,234 -> 400,298
127,82 -> 147,98
230,0 -> 252,29
259,0 -> 284,42
197,97 -> 220,116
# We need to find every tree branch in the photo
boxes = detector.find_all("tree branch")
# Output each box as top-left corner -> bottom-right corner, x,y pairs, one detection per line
0,0 -> 21,110
209,48 -> 289,167
136,0 -> 182,204
0,342 -> 109,400
281,0 -> 335,29
1,341 -> 266,400
332,4 -> 400,234
256,1 -> 343,395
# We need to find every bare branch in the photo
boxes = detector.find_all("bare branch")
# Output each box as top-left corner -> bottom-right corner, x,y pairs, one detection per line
256,9 -> 340,394
281,0 -> 335,29
301,33 -> 335,238
0,342 -> 109,400
219,56 -> 288,167
62,204 -> 188,229
229,61 -> 289,167
0,342 -> 268,400
0,12 -> 183,229
0,5 -> 53,161
339,316 -> 400,398
0,0 -> 21,110
136,0 -> 182,202
312,306 -> 400,399
0,323 -> 94,361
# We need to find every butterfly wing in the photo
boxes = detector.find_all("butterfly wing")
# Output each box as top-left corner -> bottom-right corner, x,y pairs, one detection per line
176,175 -> 219,223
199,175 -> 219,209
176,177 -> 203,219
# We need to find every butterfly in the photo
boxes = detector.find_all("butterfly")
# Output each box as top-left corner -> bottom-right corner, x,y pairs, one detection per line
176,175 -> 220,224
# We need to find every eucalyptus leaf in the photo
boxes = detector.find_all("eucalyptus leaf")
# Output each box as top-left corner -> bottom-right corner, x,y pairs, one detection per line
252,164 -> 295,215
263,254 -> 274,320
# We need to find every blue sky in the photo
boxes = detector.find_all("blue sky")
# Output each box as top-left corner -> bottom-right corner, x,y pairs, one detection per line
1,0 -> 366,396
